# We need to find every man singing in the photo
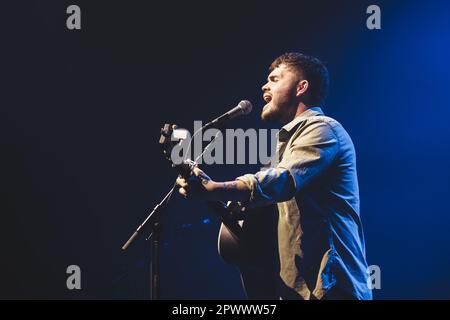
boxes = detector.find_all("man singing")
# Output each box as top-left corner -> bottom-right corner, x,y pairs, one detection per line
177,52 -> 372,300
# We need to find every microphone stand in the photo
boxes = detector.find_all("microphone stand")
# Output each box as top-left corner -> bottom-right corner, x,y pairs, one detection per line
121,183 -> 177,300
121,123 -> 224,300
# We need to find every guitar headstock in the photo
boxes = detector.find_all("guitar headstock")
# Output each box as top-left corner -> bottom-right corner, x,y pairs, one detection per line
159,123 -> 197,178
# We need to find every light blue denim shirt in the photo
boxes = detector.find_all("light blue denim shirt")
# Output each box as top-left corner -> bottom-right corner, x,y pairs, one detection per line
236,107 -> 372,300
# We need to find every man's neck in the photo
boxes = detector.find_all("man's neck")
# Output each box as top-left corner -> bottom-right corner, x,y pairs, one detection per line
294,103 -> 310,119
280,103 -> 310,126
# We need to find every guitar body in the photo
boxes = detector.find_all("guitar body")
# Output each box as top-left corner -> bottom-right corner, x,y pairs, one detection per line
217,204 -> 280,300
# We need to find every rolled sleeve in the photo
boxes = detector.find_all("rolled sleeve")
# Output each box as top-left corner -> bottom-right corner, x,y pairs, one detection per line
236,168 -> 295,207
236,120 -> 339,207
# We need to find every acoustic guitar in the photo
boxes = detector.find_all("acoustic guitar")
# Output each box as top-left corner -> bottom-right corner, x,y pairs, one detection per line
160,123 -> 279,299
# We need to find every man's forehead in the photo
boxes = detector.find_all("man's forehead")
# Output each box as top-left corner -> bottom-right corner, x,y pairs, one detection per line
268,64 -> 294,78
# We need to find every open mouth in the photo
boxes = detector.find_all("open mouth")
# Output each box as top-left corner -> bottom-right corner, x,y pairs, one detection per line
263,94 -> 272,103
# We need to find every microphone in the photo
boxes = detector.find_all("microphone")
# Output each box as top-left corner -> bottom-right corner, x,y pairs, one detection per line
203,100 -> 253,129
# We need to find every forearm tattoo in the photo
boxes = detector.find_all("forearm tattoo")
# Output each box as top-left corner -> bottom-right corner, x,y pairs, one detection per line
198,173 -> 211,185
221,181 -> 238,189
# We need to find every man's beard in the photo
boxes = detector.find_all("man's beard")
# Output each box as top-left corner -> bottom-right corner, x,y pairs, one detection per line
261,96 -> 296,124
261,103 -> 281,122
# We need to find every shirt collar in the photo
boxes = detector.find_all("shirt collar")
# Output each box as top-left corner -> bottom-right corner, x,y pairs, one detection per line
281,106 -> 324,133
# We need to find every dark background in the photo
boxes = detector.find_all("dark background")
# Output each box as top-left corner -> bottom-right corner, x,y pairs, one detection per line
1,0 -> 450,299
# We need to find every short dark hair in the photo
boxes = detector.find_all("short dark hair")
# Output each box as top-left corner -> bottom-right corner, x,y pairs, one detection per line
270,52 -> 330,106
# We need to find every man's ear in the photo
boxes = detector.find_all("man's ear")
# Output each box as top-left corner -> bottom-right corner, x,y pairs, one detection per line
296,80 -> 309,97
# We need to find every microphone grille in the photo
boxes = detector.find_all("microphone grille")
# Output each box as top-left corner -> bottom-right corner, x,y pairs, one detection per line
238,100 -> 253,115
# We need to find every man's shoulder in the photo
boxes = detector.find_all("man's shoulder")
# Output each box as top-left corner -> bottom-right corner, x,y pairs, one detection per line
297,114 -> 355,149
308,114 -> 342,128
298,114 -> 345,136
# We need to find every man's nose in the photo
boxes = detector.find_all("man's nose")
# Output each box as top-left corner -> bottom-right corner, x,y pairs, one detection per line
261,82 -> 269,92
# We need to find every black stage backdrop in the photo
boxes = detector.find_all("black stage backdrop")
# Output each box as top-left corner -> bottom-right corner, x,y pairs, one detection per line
1,0 -> 450,299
